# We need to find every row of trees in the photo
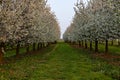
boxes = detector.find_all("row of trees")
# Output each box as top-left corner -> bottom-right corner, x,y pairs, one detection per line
63,0 -> 120,53
0,0 -> 60,63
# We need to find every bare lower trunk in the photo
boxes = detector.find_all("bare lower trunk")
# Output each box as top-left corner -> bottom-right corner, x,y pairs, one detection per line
0,47 -> 4,64
90,40 -> 92,51
118,39 -> 120,46
105,39 -> 108,53
37,43 -> 40,50
33,43 -> 36,51
79,41 -> 81,47
82,40 -> 84,47
0,42 -> 5,64
95,39 -> 98,52
54,41 -> 57,44
85,40 -> 87,49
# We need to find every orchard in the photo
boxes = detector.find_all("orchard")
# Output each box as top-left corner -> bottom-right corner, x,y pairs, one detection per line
0,0 -> 120,80
63,0 -> 120,53
0,0 -> 60,63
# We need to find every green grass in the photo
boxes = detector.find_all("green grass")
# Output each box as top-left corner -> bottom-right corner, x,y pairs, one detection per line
0,43 -> 119,80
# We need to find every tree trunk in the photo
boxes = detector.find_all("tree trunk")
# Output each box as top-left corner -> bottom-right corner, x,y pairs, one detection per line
33,43 -> 36,51
90,40 -> 92,51
40,43 -> 42,48
16,42 -> 20,56
39,43 -> 42,48
42,43 -> 44,48
118,39 -> 120,46
54,41 -> 57,44
82,40 -> 84,47
95,39 -> 98,52
37,43 -> 40,50
79,41 -> 81,47
0,42 -> 5,64
85,40 -> 87,49
43,43 -> 45,48
105,39 -> 108,53
0,47 -> 4,64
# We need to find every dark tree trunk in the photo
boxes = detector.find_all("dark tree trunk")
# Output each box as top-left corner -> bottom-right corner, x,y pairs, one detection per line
0,42 -> 4,64
0,45 -> 4,64
95,39 -> 98,52
0,47 -> 3,64
37,43 -> 40,50
41,43 -> 44,48
82,40 -> 84,47
118,39 -> 120,46
85,40 -> 88,49
54,41 -> 57,44
105,39 -> 108,53
16,42 -> 20,56
90,40 -> 92,51
79,41 -> 81,47
33,43 -> 36,51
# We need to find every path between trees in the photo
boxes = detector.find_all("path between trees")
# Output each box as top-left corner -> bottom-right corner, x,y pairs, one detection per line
0,43 -> 119,80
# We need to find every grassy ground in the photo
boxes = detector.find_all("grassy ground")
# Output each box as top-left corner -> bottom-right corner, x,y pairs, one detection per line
0,43 -> 119,80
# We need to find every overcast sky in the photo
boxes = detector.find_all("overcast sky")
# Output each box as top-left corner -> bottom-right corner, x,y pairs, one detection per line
47,0 -> 78,38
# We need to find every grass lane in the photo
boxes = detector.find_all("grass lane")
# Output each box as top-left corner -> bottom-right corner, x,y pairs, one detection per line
0,43 -> 119,80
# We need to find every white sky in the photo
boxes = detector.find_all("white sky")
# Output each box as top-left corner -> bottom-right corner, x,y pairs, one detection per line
47,0 -> 87,38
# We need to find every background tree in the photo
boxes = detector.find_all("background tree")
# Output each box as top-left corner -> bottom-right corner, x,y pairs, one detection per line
63,0 -> 120,53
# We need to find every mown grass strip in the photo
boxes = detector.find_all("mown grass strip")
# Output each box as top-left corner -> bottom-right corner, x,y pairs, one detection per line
0,43 -> 119,80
